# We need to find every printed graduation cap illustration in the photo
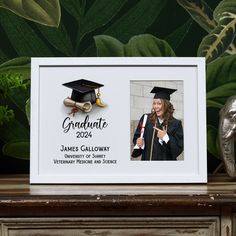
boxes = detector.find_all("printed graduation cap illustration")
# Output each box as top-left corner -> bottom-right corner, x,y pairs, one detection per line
62,79 -> 106,115
150,86 -> 177,100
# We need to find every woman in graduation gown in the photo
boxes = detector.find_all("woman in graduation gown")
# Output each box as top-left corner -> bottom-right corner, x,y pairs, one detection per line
132,86 -> 183,161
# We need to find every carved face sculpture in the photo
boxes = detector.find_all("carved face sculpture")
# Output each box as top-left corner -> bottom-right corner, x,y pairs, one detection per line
219,96 -> 236,177
220,97 -> 236,141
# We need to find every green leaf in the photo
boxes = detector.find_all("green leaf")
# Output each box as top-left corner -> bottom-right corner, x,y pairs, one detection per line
0,119 -> 29,143
206,55 -> 236,154
207,82 -> 236,100
0,57 -> 30,69
0,57 -> 30,79
2,140 -> 29,159
0,10 -> 53,57
8,86 -> 30,114
104,0 -> 167,42
0,58 -> 30,114
95,35 -> 125,56
214,0 -> 236,21
176,0 -> 216,33
207,125 -> 220,158
0,0 -> 61,27
198,0 -> 236,63
165,18 -> 193,50
207,99 -> 224,109
0,73 -> 28,99
37,23 -> 74,56
0,105 -> 14,126
0,57 -> 30,96
95,34 -> 176,57
226,38 -> 236,54
206,55 -> 236,108
0,49 -> 8,64
207,55 -> 236,90
25,98 -> 30,124
81,0 -> 126,38
82,0 -> 167,56
198,22 -> 236,64
60,0 -> 83,21
124,35 -> 176,56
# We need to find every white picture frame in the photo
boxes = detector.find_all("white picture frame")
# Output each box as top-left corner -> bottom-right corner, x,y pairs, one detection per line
30,57 -> 207,184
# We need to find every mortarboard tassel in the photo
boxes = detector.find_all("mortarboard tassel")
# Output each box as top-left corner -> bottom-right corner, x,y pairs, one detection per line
95,88 -> 106,107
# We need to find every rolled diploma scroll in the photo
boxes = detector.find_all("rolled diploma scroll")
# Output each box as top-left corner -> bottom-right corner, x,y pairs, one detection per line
64,98 -> 92,113
134,114 -> 148,149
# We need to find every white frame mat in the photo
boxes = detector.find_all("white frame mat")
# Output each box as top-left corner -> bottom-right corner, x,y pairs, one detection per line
30,57 -> 207,184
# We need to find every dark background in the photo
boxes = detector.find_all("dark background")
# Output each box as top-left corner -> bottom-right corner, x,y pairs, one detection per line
0,0 -> 223,174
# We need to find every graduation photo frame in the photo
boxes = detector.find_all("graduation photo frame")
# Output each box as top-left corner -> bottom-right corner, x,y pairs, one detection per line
30,57 -> 207,184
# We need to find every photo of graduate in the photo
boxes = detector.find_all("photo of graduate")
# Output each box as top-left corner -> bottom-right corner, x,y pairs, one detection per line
131,81 -> 184,161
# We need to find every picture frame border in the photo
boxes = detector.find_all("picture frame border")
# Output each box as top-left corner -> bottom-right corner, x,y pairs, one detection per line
30,57 -> 207,184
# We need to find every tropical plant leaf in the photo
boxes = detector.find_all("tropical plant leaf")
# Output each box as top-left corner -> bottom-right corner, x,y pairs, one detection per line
207,99 -> 224,109
124,35 -> 176,56
2,140 -> 29,159
177,0 -> 236,58
0,119 -> 29,142
206,55 -> 236,159
214,0 -> 236,20
95,35 -> 124,56
95,34 -> 175,57
81,0 -> 126,39
0,57 -> 30,69
103,0 -> 167,43
198,22 -> 236,63
25,98 -> 30,124
37,23 -> 74,56
207,82 -> 236,101
207,125 -> 221,158
7,86 -> 30,115
0,0 -> 61,27
198,0 -> 236,63
0,49 -> 8,64
0,10 -> 53,57
0,57 -> 30,79
214,0 -> 236,55
165,18 -> 193,50
206,54 -> 236,108
82,0 -> 167,56
176,0 -> 216,32
60,0 -> 84,21
0,105 -> 14,126
226,38 -> 236,54
0,57 -> 30,115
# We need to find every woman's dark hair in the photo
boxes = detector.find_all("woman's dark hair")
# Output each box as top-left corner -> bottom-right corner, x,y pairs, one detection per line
150,99 -> 175,126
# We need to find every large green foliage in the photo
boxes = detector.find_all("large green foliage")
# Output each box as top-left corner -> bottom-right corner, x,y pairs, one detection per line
206,55 -> 236,158
0,0 -> 235,172
198,0 -> 236,63
95,34 -> 175,57
0,57 -> 30,159
0,0 -> 61,27
177,0 -> 236,163
178,0 -> 236,63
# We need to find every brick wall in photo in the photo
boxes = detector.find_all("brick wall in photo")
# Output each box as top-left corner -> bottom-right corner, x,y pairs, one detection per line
130,81 -> 183,120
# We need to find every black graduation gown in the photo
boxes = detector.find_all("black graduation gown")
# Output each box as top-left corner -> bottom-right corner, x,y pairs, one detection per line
133,114 -> 183,161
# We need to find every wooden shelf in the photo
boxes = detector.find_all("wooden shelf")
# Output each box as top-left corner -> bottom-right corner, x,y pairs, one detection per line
0,175 -> 235,235
0,174 -> 235,217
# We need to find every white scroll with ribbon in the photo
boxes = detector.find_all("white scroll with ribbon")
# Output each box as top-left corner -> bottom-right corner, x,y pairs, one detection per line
133,114 -> 148,150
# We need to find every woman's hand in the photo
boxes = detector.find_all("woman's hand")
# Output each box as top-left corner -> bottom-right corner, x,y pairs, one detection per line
136,138 -> 144,148
153,127 -> 167,139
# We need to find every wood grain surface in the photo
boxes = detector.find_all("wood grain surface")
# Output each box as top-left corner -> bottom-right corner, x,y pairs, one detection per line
0,174 -> 235,217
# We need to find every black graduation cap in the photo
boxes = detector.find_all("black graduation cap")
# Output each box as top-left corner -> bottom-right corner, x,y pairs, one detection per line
150,86 -> 177,101
62,79 -> 104,104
